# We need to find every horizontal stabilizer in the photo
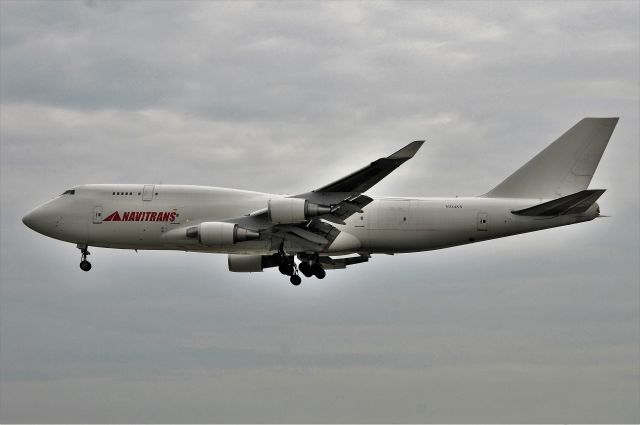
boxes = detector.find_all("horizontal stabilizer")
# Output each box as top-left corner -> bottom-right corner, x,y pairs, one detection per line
512,189 -> 605,217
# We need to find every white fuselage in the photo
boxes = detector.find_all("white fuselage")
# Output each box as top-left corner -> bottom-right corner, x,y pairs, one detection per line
23,184 -> 599,255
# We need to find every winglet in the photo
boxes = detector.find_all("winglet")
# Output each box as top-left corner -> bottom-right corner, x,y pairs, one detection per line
388,140 -> 425,159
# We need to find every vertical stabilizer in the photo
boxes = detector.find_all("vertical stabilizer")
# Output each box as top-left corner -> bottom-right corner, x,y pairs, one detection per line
485,118 -> 618,199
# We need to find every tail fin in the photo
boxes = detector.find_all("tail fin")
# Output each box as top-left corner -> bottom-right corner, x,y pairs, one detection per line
485,118 -> 618,199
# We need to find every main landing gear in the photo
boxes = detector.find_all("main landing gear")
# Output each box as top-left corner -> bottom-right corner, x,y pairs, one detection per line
298,253 -> 326,280
273,253 -> 302,286
290,274 -> 302,286
77,243 -> 92,272
274,251 -> 325,286
298,261 -> 326,279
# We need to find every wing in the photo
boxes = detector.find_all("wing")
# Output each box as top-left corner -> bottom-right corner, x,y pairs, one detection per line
295,140 -> 425,220
313,140 -> 425,193
204,141 -> 425,261
319,253 -> 370,269
322,193 -> 373,225
244,140 -> 424,225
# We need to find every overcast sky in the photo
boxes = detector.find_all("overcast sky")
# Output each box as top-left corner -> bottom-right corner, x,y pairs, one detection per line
1,0 -> 638,423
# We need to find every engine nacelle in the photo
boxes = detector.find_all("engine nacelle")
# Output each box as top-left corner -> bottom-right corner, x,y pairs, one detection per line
268,198 -> 331,224
186,222 -> 260,247
228,254 -> 279,272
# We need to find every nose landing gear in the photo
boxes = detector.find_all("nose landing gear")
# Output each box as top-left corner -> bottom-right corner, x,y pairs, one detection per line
77,243 -> 92,272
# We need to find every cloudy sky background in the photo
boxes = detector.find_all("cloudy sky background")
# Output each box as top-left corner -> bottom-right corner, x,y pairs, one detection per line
1,0 -> 638,422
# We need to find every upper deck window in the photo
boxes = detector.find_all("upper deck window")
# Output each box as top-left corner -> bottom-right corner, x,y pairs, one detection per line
61,189 -> 75,195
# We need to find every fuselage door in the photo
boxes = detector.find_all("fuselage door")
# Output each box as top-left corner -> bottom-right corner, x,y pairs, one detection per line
93,206 -> 103,224
477,212 -> 489,231
142,185 -> 155,201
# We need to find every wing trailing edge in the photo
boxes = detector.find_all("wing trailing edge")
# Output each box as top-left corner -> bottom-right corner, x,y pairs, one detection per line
319,253 -> 370,269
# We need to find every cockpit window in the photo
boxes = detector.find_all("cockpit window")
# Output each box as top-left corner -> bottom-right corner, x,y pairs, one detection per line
61,189 -> 75,195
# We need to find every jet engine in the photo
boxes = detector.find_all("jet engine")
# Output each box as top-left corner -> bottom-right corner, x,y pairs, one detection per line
186,222 -> 260,247
228,254 -> 279,272
268,198 -> 331,224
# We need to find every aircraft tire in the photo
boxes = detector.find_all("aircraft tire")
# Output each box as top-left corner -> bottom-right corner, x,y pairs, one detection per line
279,263 -> 294,276
80,260 -> 92,272
299,262 -> 313,278
313,265 -> 326,280
290,275 -> 302,286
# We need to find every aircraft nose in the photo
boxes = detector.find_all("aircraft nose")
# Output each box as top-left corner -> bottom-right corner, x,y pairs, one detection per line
22,207 -> 49,234
22,210 -> 36,229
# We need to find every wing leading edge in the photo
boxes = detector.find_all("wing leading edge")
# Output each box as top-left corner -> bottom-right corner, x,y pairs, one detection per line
313,140 -> 425,193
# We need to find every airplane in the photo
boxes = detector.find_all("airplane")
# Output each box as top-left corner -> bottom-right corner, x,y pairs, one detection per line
22,117 -> 618,286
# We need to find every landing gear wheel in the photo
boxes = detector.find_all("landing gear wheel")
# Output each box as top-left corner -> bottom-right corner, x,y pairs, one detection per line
79,260 -> 92,271
77,243 -> 92,272
311,264 -> 326,279
298,262 -> 313,278
290,275 -> 302,286
279,262 -> 294,276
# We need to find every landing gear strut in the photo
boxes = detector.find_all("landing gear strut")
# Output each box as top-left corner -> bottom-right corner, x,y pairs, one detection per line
275,247 -> 302,286
77,243 -> 92,272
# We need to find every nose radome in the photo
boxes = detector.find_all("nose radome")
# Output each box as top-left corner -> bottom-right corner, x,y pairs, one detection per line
22,207 -> 48,234
22,210 -> 36,229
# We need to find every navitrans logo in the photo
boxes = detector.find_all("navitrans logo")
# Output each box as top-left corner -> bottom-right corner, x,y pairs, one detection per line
103,211 -> 177,222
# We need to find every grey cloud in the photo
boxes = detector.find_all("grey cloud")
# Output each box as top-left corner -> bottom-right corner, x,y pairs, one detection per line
1,0 -> 638,423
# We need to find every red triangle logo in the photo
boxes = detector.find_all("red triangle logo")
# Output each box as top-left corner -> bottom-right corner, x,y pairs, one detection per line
103,211 -> 121,222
